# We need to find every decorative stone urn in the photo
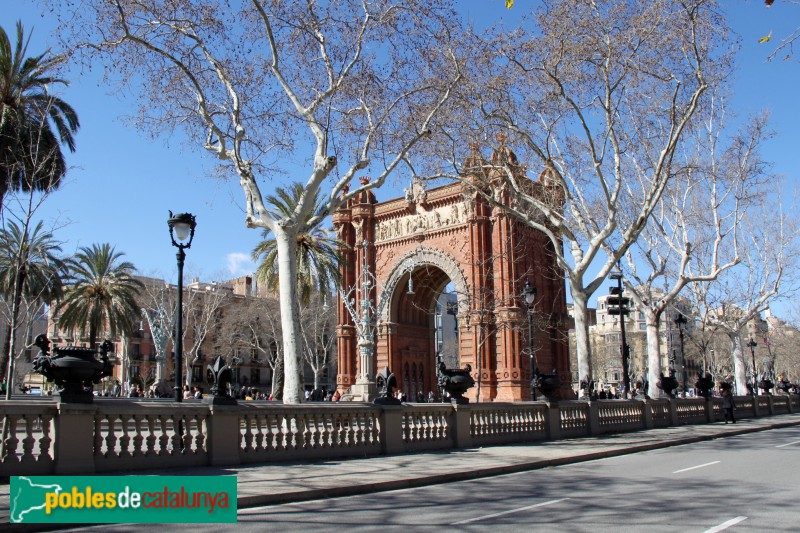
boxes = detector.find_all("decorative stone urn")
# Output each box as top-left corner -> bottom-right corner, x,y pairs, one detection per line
695,373 -> 714,398
758,379 -> 775,396
374,366 -> 401,405
437,362 -> 475,404
204,356 -> 237,405
657,373 -> 680,398
31,334 -> 114,403
537,371 -> 562,403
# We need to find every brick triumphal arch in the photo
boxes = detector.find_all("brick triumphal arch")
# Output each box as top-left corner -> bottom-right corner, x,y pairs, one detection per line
334,146 -> 572,402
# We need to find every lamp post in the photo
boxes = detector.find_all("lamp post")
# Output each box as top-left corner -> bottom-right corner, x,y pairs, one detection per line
168,211 -> 196,402
522,280 -> 537,400
340,240 -> 392,402
608,267 -> 631,397
674,313 -> 687,394
747,338 -> 758,396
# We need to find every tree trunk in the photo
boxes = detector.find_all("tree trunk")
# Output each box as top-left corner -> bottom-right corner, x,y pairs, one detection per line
729,333 -> 749,395
3,267 -> 26,399
185,357 -> 193,388
271,355 -> 284,400
275,227 -> 304,403
570,289 -> 592,398
646,313 -> 664,399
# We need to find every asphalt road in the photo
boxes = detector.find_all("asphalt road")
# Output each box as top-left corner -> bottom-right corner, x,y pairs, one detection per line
72,425 -> 800,532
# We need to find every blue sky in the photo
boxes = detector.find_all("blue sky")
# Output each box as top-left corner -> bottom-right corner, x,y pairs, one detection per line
1,1 -> 799,304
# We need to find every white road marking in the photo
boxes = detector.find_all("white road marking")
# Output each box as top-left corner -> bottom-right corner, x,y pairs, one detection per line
775,440 -> 800,448
672,460 -> 720,474
702,516 -> 748,532
450,498 -> 570,525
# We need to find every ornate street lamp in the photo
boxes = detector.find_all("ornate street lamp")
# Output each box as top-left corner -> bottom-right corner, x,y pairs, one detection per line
747,337 -> 758,396
522,279 -> 538,400
168,211 -> 196,402
341,240 -> 391,401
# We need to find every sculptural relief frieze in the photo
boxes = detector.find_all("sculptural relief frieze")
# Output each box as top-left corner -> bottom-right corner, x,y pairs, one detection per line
375,201 -> 467,243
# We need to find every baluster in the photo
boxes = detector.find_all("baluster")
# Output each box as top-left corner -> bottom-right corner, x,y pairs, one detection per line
20,415 -> 35,462
93,414 -> 104,457
265,413 -> 277,451
158,415 -> 170,456
105,414 -> 118,458
117,414 -> 130,458
254,414 -> 264,452
345,414 -> 355,447
39,414 -> 53,462
243,414 -> 254,453
3,414 -> 20,463
145,415 -> 157,456
271,413 -> 283,451
301,412 -> 311,449
169,415 -> 181,455
351,413 -> 362,446
312,412 -> 323,448
132,415 -> 144,457
182,414 -> 193,453
194,414 -> 205,453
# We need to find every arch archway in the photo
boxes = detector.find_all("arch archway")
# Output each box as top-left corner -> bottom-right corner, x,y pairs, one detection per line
334,149 -> 573,402
378,254 -> 464,399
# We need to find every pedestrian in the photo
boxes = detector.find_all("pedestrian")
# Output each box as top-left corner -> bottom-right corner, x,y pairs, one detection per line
332,390 -> 341,402
722,388 -> 736,424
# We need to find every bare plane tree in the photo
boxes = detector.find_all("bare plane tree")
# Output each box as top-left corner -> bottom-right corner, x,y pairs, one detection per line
181,281 -> 230,387
299,292 -> 336,391
687,189 -> 800,394
620,106 -> 771,397
443,0 -> 730,395
48,0 -> 465,403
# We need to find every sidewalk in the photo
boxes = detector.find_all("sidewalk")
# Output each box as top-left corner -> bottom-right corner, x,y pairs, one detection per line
3,414 -> 800,526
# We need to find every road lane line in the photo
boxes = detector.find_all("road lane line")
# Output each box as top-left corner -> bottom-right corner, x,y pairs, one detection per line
702,516 -> 748,532
672,460 -> 720,474
451,498 -> 570,525
775,440 -> 800,448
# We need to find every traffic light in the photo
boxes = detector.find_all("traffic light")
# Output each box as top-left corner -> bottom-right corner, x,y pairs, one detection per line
607,286 -> 630,316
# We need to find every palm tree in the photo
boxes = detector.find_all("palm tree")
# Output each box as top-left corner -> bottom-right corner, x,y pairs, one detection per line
0,21 -> 79,213
56,243 -> 144,348
251,182 -> 344,306
0,220 -> 68,391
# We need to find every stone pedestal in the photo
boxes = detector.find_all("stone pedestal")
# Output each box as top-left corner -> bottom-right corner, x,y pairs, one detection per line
53,403 -> 97,474
206,405 -> 241,466
351,380 -> 377,403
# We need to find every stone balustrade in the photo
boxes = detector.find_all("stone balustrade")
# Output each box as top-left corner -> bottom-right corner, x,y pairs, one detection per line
1,394 -> 797,476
